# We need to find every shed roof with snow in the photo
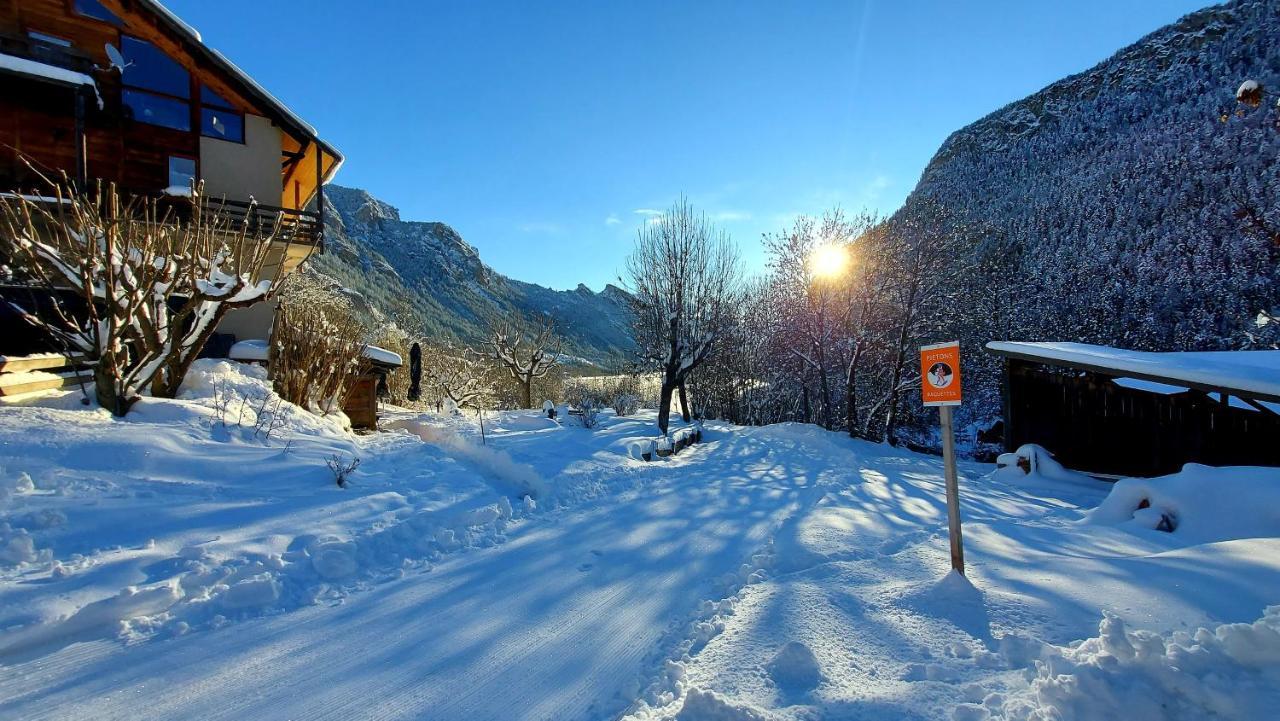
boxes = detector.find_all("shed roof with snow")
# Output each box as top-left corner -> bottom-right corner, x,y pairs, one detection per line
986,342 -> 1280,404
985,341 -> 1280,477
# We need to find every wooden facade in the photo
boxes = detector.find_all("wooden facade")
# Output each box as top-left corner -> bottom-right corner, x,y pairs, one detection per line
993,352 -> 1280,478
0,0 -> 340,232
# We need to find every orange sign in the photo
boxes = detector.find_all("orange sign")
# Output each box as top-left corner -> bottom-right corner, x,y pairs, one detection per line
920,341 -> 962,406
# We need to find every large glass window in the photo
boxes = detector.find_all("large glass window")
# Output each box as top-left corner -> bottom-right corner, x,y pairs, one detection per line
119,37 -> 192,132
123,89 -> 191,131
74,0 -> 122,25
121,36 -> 190,98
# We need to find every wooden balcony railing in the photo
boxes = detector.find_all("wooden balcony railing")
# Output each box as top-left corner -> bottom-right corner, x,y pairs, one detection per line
199,197 -> 323,247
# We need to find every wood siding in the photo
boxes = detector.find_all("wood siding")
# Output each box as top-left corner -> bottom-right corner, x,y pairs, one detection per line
1003,359 -> 1280,477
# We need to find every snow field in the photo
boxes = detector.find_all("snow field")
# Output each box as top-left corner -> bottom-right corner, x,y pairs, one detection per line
1,372 -> 1278,720
0,361 -> 540,662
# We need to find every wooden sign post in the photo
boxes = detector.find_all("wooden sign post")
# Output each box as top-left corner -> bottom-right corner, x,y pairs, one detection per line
920,341 -> 965,575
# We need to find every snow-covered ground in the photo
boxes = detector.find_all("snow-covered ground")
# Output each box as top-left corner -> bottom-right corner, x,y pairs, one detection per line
0,360 -> 1277,720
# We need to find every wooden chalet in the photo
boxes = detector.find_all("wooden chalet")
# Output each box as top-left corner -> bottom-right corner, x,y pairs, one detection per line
987,341 -> 1280,478
0,0 -> 342,342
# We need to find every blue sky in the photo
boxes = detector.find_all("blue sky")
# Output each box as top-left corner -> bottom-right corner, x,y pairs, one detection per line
167,0 -> 1210,291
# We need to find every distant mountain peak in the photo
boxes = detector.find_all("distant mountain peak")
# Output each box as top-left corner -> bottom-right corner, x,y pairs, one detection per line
311,184 -> 635,365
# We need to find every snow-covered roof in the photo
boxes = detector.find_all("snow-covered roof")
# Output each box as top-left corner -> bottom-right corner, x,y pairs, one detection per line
986,341 -> 1280,402
363,345 -> 403,368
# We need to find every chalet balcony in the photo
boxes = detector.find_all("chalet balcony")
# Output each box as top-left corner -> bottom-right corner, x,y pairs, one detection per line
162,195 -> 325,249
0,31 -> 96,77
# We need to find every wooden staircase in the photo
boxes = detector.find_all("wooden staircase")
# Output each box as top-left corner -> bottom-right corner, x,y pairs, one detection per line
0,353 -> 95,397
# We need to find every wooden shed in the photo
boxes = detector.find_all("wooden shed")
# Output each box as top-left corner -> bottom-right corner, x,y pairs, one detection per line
343,345 -> 402,431
986,341 -> 1280,477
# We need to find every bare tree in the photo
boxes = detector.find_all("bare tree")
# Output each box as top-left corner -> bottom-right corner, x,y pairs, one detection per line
486,313 -> 562,409
424,342 -> 492,410
0,178 -> 291,415
624,198 -> 741,434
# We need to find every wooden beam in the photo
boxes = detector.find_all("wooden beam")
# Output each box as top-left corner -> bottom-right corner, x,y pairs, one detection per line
0,369 -> 94,396
0,354 -> 90,373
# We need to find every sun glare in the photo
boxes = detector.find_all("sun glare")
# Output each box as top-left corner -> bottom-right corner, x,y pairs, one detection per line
810,243 -> 849,279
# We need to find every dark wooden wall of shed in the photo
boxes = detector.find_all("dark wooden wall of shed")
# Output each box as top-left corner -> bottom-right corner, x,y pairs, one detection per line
343,375 -> 378,430
1004,360 -> 1280,477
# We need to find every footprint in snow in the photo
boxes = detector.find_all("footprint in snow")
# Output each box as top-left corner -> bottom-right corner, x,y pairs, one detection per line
590,549 -> 603,557
577,563 -> 594,572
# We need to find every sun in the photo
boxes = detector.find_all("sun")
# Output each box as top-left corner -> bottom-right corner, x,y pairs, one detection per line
809,243 -> 849,280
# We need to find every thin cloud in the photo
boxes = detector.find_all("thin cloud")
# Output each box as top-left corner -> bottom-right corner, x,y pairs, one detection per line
604,214 -> 621,226
632,208 -> 663,217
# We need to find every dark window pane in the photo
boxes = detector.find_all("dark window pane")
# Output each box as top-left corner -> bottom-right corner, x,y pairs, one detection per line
74,0 -> 122,25
123,89 -> 191,131
200,84 -> 235,109
121,36 -> 190,98
168,157 -> 196,191
201,108 -> 244,142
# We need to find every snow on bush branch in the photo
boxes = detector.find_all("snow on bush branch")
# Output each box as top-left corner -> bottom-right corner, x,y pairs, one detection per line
0,175 -> 301,415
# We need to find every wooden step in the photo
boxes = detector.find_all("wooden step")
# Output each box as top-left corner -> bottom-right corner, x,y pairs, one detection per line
0,369 -> 94,397
0,353 -> 91,373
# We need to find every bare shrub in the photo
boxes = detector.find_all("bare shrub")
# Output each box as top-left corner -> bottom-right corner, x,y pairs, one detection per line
325,454 -> 361,488
0,177 -> 293,415
269,286 -> 369,416
612,393 -> 640,416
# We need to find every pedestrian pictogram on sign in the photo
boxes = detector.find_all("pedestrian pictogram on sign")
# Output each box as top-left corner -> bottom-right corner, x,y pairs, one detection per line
920,341 -> 962,407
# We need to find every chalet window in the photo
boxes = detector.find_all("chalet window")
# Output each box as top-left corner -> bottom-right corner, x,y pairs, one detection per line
120,37 -> 192,131
73,0 -> 122,25
199,85 -> 244,143
201,108 -> 244,142
123,89 -> 191,131
121,37 -> 190,98
167,156 -> 196,192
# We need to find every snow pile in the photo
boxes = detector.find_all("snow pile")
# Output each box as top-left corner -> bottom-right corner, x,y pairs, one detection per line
1087,464 -> 1280,543
766,641 -> 823,696
676,687 -> 769,720
386,418 -> 547,498
994,607 -> 1280,721
994,444 -> 1093,484
176,359 -> 352,439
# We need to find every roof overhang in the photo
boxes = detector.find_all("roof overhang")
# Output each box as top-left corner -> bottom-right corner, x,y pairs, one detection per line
986,341 -> 1280,404
0,53 -> 97,91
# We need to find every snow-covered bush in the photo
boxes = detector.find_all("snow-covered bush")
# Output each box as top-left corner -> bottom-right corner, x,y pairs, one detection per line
612,393 -> 641,416
0,180 -> 291,415
578,398 -> 601,429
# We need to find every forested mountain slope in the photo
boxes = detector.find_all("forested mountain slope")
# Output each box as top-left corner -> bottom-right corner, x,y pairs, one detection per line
897,0 -> 1280,419
307,185 -> 635,366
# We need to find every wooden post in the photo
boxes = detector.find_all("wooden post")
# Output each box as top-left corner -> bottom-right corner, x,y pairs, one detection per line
73,91 -> 87,188
940,404 -> 965,575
